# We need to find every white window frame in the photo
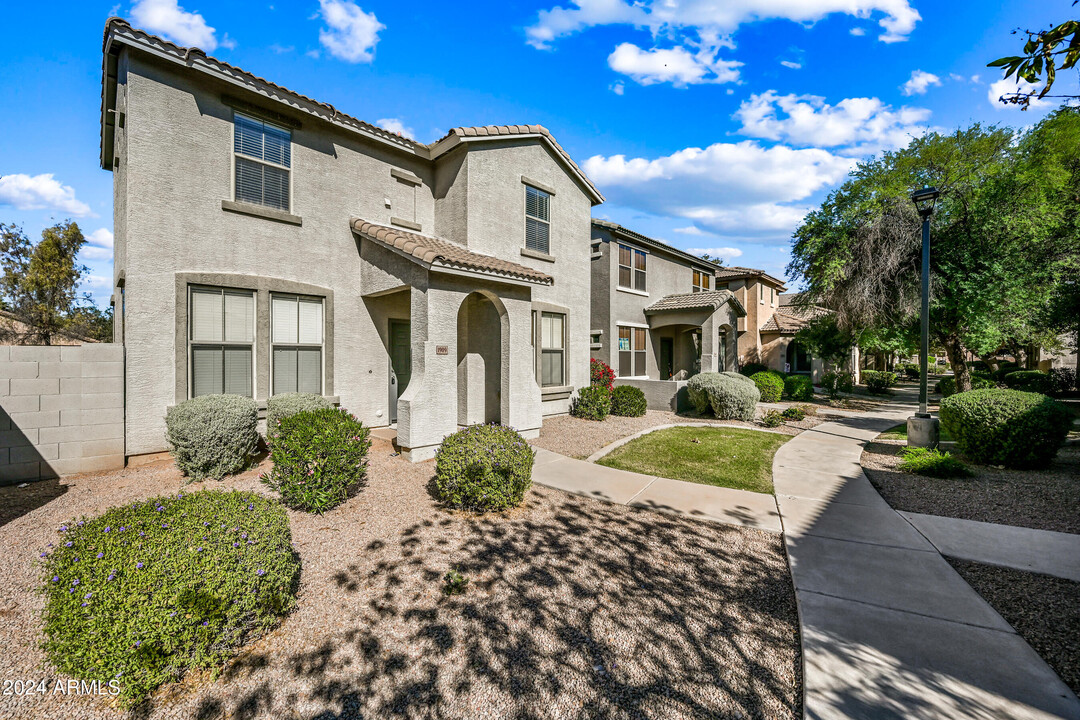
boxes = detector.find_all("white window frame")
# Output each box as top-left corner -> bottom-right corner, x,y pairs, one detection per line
616,324 -> 648,378
188,285 -> 256,399
524,185 -> 551,254
232,112 -> 293,213
539,311 -> 566,388
270,293 -> 325,396
618,244 -> 647,292
693,269 -> 711,293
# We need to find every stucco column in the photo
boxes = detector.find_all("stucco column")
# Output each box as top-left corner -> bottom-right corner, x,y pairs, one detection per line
699,314 -> 719,374
501,294 -> 542,435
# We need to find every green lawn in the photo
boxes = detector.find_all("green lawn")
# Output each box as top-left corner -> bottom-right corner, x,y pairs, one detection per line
596,427 -> 790,494
880,422 -> 954,442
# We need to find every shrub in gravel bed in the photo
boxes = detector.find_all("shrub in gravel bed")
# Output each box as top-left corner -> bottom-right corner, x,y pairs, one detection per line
590,358 -> 615,390
434,424 -> 535,511
571,385 -> 612,420
781,406 -> 807,421
821,370 -> 854,398
784,375 -> 814,402
266,393 -> 332,434
706,373 -> 760,421
1003,370 -> 1055,396
165,395 -> 259,480
862,370 -> 898,394
610,385 -> 647,417
940,389 -> 1072,469
40,490 -> 299,705
687,373 -> 723,414
262,408 -> 371,513
898,447 -> 972,478
760,410 -> 784,427
751,371 -> 785,403
739,362 -> 768,377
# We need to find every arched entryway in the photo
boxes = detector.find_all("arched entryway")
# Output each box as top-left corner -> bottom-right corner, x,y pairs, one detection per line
457,291 -> 506,425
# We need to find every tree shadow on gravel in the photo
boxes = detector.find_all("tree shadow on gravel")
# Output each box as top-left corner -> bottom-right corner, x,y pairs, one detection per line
0,477 -> 68,527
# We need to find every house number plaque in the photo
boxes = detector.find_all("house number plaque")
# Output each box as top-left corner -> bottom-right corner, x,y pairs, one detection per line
436,345 -> 449,355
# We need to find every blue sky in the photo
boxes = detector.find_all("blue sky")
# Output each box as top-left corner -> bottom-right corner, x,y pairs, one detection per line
1,0 -> 1076,308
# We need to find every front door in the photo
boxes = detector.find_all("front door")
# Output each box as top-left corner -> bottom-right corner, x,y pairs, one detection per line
388,320 -> 411,423
660,337 -> 674,380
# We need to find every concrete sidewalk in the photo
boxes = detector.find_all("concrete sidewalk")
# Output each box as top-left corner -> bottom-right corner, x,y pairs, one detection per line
775,391 -> 1080,719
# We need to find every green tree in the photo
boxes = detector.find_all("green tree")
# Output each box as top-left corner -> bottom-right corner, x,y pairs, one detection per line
0,221 -> 90,345
988,3 -> 1079,109
67,305 -> 114,343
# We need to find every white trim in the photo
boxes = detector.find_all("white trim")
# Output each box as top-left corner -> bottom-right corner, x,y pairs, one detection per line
616,286 -> 649,298
615,320 -> 650,329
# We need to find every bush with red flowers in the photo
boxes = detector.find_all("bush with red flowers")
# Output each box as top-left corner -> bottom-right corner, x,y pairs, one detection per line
591,358 -> 615,390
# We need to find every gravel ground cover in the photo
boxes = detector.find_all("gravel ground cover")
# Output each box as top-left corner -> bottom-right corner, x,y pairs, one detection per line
861,435 -> 1080,534
947,558 -> 1080,695
532,407 -> 824,460
0,438 -> 801,720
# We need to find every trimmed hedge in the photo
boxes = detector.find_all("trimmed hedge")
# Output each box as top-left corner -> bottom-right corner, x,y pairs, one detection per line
434,424 -> 534,511
863,370 -> 897,394
610,385 -> 647,417
821,370 -> 854,398
261,408 -> 371,514
934,374 -> 994,398
785,375 -> 814,402
571,385 -> 612,421
940,389 -> 1072,469
41,490 -> 299,704
266,393 -> 332,434
1003,370 -> 1055,395
739,362 -> 768,377
706,373 -> 760,421
751,371 -> 785,403
165,395 -> 259,480
1050,367 -> 1077,395
992,362 -> 1022,382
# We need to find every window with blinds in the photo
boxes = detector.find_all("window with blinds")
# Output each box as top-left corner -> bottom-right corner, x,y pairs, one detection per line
540,312 -> 565,387
234,113 -> 291,212
524,185 -> 550,254
189,287 -> 255,397
618,244 -> 646,291
271,294 -> 323,395
617,326 -> 647,377
693,269 -> 710,292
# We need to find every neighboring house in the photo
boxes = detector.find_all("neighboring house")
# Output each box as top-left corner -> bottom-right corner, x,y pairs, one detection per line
713,266 -> 788,368
760,293 -> 859,383
0,310 -> 97,346
100,19 -> 603,462
589,220 -> 744,410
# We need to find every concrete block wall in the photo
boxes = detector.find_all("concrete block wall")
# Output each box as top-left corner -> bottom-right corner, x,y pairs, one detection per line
0,344 -> 125,484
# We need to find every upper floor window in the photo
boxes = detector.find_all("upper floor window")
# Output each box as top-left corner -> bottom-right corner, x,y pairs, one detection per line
189,286 -> 255,398
693,269 -> 710,293
618,244 -> 646,292
525,185 -> 550,254
234,113 -> 291,212
271,294 -> 323,395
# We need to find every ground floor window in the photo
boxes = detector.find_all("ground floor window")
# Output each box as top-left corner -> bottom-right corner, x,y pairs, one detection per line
618,326 -> 647,377
540,312 -> 565,387
272,294 -> 324,394
189,286 -> 255,397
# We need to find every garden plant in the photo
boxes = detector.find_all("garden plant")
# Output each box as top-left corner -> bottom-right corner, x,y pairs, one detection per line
610,384 -> 647,417
571,384 -> 612,420
434,424 -> 535,511
940,388 -> 1072,469
165,394 -> 259,480
266,392 -> 332,434
750,371 -> 785,403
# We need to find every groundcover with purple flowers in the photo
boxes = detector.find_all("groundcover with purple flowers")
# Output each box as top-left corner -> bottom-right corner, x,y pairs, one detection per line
39,489 -> 300,705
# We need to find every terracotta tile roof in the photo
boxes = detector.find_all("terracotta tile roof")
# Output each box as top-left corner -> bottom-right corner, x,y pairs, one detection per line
714,265 -> 788,289
590,220 -> 721,270
643,290 -> 746,317
760,305 -> 829,334
350,219 -> 553,285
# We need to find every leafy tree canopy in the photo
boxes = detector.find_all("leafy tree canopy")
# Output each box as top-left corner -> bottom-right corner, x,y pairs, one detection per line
989,2 -> 1079,109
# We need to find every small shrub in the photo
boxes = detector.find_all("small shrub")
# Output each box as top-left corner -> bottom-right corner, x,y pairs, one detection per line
1003,370 -> 1054,396
739,362 -> 768,377
781,406 -> 807,421
40,490 -> 299,704
750,371 -> 785,403
571,385 -> 612,421
706,373 -> 760,421
898,447 -> 973,478
442,568 -> 469,596
821,370 -> 854,398
610,385 -> 647,417
935,374 -> 995,398
266,393 -> 331,433
992,362 -> 1022,382
262,408 -> 371,514
687,373 -> 724,414
1049,367 -> 1077,395
590,358 -> 615,391
785,375 -> 814,401
863,370 -> 898,394
760,410 -> 784,427
940,389 -> 1072,469
165,395 -> 259,480
434,424 -> 534,511
897,363 -> 920,380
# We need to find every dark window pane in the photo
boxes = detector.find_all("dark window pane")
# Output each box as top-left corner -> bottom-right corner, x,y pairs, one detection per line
618,266 -> 631,287
526,217 -> 549,253
635,269 -> 646,291
634,250 -> 646,270
634,351 -> 646,377
619,352 -> 631,377
619,244 -> 631,267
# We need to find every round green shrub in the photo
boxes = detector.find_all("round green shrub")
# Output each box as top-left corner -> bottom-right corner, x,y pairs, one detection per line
785,375 -> 814,402
821,370 -> 854,398
934,374 -> 994,397
40,490 -> 299,704
706,373 -> 760,421
262,408 -> 371,514
862,370 -> 898,394
750,371 -> 785,403
434,424 -> 534,511
571,384 -> 612,421
610,385 -> 647,417
1003,370 -> 1054,395
992,362 -> 1022,382
739,362 -> 768,377
940,389 -> 1072,469
266,393 -> 332,434
165,395 -> 259,480
687,373 -> 723,414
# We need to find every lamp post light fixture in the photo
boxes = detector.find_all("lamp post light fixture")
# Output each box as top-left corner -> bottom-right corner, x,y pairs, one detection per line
907,185 -> 940,448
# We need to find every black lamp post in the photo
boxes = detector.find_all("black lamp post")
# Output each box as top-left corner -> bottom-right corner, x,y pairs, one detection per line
911,186 -> 939,419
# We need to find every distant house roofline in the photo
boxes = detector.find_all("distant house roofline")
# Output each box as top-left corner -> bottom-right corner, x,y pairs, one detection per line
714,265 -> 788,291
591,219 -> 722,271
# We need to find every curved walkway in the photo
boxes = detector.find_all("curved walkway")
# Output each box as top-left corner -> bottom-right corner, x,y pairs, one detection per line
775,389 -> 1080,719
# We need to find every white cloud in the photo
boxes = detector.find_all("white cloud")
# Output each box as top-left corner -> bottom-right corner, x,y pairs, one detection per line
80,228 -> 114,260
901,69 -> 941,96
82,275 -> 114,290
610,81 -> 625,95
686,246 -> 743,260
129,0 -> 220,50
780,60 -> 802,69
988,77 -> 1051,110
608,42 -> 741,86
583,141 -> 856,239
734,91 -> 932,155
526,0 -> 920,50
0,173 -> 93,217
673,226 -> 704,235
849,27 -> 866,36
375,118 -> 414,139
317,0 -> 383,63
970,74 -> 980,84
269,43 -> 294,54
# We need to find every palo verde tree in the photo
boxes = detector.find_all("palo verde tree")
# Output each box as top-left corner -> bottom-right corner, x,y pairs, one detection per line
788,119 -> 1075,393
0,221 -> 93,345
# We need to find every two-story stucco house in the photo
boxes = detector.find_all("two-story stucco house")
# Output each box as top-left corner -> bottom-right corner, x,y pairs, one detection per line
100,19 -> 603,462
589,220 -> 744,410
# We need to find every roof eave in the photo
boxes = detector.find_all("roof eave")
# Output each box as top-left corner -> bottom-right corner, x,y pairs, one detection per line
593,220 -> 722,271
